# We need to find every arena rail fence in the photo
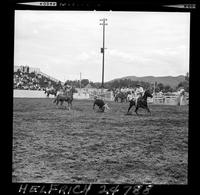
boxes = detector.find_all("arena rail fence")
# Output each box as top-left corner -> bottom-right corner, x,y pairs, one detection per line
13,89 -> 54,98
13,89 -> 90,99
13,90 -> 188,105
152,95 -> 188,105
13,89 -> 114,100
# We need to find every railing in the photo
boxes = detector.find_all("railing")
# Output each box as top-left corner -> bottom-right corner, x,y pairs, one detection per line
38,71 -> 63,84
153,94 -> 188,105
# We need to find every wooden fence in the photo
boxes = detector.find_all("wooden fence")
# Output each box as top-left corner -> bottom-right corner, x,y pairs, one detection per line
152,94 -> 188,105
13,90 -> 188,105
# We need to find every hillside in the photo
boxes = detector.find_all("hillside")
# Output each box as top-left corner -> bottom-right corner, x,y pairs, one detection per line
109,75 -> 185,88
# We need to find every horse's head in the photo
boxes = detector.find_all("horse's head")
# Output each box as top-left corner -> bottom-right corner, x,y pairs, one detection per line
144,90 -> 153,98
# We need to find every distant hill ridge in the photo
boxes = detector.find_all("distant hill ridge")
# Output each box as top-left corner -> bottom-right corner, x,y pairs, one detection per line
109,75 -> 185,88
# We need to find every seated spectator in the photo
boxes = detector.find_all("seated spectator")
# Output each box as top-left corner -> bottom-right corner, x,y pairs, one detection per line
13,69 -> 62,91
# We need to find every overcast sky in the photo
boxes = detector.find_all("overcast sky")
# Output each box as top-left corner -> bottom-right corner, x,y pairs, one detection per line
14,11 -> 190,82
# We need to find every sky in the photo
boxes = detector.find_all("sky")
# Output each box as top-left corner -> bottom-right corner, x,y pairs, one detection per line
14,11 -> 190,82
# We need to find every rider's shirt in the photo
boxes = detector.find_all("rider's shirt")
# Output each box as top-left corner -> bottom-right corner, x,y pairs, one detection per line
135,87 -> 144,96
127,93 -> 134,101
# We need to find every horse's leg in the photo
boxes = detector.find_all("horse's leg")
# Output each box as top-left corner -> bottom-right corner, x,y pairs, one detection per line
135,106 -> 139,115
70,99 -> 73,108
56,99 -> 59,106
68,102 -> 70,111
64,101 -> 67,109
146,106 -> 151,115
53,97 -> 57,103
57,100 -> 61,108
60,100 -> 64,108
127,103 -> 133,114
57,100 -> 60,107
116,97 -> 118,102
54,99 -> 59,108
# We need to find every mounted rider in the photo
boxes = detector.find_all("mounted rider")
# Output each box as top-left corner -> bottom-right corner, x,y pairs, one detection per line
134,84 -> 144,106
63,84 -> 72,93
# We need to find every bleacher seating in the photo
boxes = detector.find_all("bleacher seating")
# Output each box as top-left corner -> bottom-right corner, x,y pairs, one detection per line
13,68 -> 61,90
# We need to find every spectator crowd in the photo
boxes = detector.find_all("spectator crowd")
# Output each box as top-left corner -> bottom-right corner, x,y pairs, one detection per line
13,66 -> 61,90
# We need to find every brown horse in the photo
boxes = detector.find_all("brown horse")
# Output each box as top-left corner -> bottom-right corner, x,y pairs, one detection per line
53,88 -> 74,110
44,88 -> 57,97
127,90 -> 153,115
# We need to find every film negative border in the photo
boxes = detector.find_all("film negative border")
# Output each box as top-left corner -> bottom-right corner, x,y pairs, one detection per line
11,0 -> 197,11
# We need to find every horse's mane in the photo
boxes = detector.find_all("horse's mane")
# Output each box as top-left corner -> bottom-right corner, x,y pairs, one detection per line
139,90 -> 150,99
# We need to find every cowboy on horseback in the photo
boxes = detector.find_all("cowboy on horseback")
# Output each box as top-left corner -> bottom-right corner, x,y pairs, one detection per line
134,84 -> 144,106
53,85 -> 74,110
127,89 -> 153,115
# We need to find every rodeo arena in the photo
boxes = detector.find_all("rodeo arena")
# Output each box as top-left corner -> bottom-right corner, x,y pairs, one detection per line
13,66 -> 188,105
13,65 -> 189,184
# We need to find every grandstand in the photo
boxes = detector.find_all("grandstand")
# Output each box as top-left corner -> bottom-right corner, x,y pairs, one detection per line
13,65 -> 63,90
39,71 -> 61,83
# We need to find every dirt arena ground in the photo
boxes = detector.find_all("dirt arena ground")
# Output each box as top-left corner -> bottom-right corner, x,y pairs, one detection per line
12,98 -> 188,184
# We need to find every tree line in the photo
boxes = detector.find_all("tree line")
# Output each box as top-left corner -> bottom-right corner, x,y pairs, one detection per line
63,72 -> 189,93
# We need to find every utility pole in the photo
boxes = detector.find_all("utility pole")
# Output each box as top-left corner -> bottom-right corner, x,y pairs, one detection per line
100,18 -> 108,91
153,81 -> 157,104
79,72 -> 82,90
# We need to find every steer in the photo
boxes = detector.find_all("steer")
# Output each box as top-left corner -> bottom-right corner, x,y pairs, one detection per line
93,98 -> 110,112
